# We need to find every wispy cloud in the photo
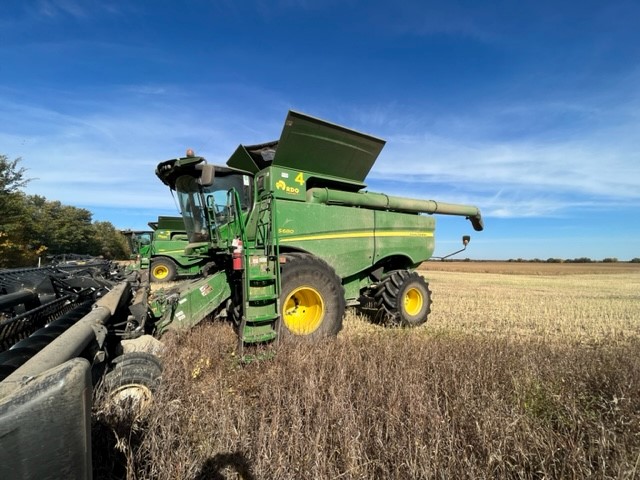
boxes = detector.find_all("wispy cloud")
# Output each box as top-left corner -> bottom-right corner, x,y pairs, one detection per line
3,80 -> 638,222
34,0 -> 125,19
336,82 -> 640,218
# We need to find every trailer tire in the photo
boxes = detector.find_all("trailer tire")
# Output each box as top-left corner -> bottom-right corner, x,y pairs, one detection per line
103,353 -> 162,412
280,253 -> 345,340
376,270 -> 432,327
112,351 -> 163,374
150,258 -> 178,282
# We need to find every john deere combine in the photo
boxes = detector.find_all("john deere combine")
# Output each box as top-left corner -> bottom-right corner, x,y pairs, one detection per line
0,110 -> 483,479
151,110 -> 483,348
123,216 -> 206,282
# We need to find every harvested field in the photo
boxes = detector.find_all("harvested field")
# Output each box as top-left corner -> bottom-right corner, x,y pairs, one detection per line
94,262 -> 640,479
421,260 -> 640,276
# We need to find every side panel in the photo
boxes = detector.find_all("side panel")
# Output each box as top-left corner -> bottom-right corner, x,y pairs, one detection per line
156,270 -> 233,333
151,241 -> 203,269
277,202 -> 375,278
373,210 -> 435,266
275,202 -> 436,278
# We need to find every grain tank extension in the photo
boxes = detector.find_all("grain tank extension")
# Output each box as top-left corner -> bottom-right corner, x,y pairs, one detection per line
152,111 -> 483,346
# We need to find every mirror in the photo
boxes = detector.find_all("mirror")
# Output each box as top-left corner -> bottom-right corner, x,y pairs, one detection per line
197,163 -> 215,186
462,235 -> 470,246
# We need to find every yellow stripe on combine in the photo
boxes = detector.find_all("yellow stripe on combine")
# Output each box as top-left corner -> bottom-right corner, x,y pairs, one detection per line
280,230 -> 434,242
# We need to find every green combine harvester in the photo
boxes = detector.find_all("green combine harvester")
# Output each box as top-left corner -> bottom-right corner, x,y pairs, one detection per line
0,110 -> 483,479
122,216 -> 207,282
151,110 -> 483,348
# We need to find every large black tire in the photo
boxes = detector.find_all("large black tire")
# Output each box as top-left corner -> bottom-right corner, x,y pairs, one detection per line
150,258 -> 178,283
375,270 -> 432,327
102,352 -> 162,411
279,253 -> 346,340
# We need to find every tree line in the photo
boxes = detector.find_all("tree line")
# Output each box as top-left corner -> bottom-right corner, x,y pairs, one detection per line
0,154 -> 130,268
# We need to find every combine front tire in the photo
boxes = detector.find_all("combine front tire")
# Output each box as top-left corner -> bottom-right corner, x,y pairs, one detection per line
280,253 -> 346,340
376,270 -> 432,327
150,258 -> 178,282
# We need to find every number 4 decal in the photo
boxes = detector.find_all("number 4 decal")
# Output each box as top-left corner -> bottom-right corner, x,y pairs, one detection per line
295,172 -> 305,185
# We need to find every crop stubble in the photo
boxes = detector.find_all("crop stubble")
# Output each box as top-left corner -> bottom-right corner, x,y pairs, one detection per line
95,262 -> 640,479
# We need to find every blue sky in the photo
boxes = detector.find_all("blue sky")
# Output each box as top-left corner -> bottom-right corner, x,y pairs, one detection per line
1,1 -> 639,260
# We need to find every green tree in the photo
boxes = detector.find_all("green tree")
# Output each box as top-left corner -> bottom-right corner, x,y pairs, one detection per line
0,154 -> 30,194
91,221 -> 130,259
1,153 -> 130,266
0,156 -> 37,267
25,197 -> 96,256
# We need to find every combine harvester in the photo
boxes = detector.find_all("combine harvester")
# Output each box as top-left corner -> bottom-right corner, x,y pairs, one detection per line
122,215 -> 206,282
0,111 -> 483,479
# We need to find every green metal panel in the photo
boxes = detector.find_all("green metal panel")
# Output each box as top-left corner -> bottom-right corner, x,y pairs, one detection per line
265,166 -> 307,202
273,111 -> 385,183
155,270 -> 233,333
274,200 -> 434,281
276,201 -> 375,279
227,111 -> 385,185
155,215 -> 187,231
226,142 -> 278,174
372,210 -> 435,265
256,165 -> 367,203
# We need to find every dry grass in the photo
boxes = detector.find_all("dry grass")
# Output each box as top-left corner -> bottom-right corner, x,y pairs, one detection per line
419,268 -> 640,344
94,263 -> 640,479
421,260 -> 640,276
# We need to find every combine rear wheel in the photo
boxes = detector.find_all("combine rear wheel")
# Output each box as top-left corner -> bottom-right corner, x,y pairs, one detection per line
280,253 -> 345,340
375,270 -> 432,327
150,258 -> 178,282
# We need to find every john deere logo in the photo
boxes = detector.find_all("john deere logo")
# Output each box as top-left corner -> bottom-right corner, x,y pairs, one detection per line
275,180 -> 300,195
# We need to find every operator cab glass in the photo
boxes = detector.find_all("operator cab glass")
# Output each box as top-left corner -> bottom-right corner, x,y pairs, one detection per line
174,170 -> 252,243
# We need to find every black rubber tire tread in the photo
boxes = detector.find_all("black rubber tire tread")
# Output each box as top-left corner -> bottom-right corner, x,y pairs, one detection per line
390,270 -> 409,289
280,253 -> 346,340
103,355 -> 162,394
111,352 -> 163,375
150,257 -> 178,283
375,270 -> 432,327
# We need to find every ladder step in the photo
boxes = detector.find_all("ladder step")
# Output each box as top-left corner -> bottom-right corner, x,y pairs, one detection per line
250,274 -> 276,282
242,332 -> 278,343
242,324 -> 278,344
248,293 -> 278,302
245,313 -> 280,324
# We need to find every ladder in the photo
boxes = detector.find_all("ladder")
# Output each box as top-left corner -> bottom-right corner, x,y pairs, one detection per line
237,196 -> 281,355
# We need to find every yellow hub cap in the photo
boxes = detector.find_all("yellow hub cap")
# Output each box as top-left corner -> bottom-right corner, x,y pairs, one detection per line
153,265 -> 169,279
403,287 -> 423,316
283,286 -> 324,335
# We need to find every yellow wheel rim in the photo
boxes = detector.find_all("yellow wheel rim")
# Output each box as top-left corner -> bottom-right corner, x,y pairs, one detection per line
404,287 -> 423,316
283,286 -> 324,335
153,265 -> 168,279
